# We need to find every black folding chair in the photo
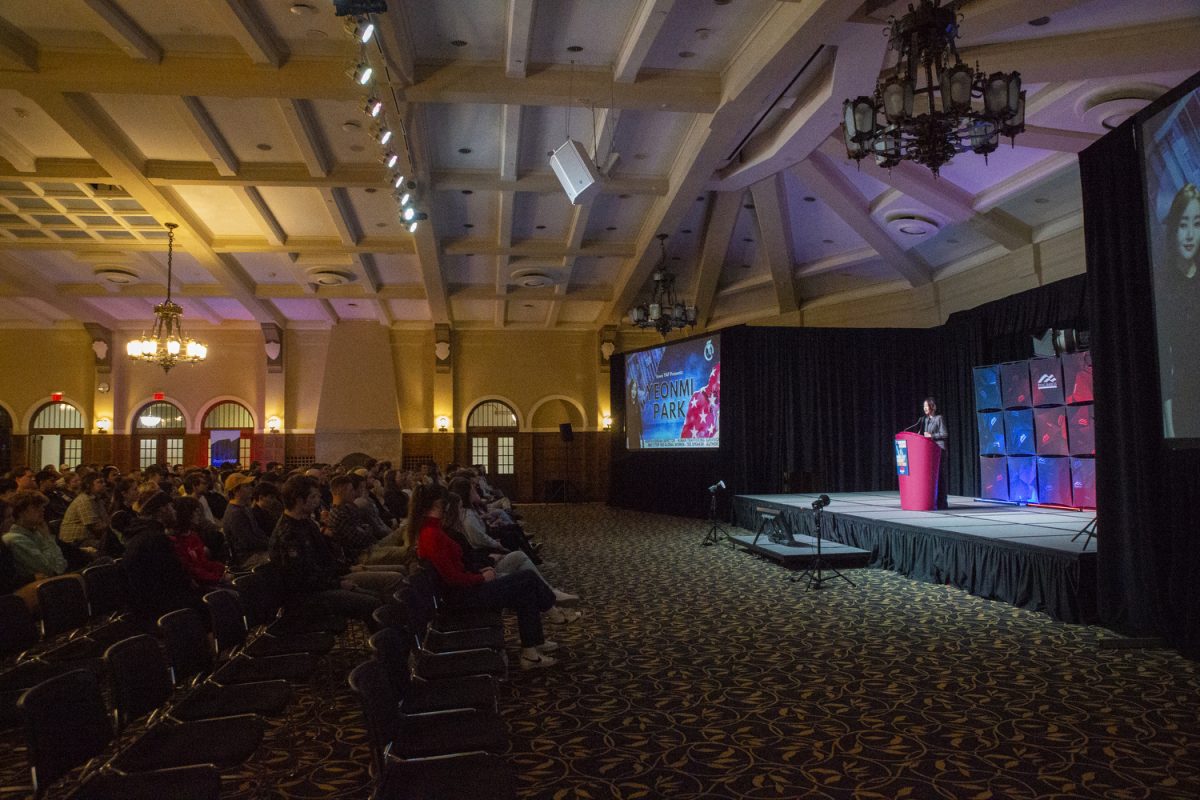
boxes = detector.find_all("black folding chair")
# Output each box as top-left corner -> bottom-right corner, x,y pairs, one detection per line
368,627 -> 497,714
81,562 -> 129,620
348,659 -> 515,800
37,575 -> 145,648
204,588 -> 335,657
410,567 -> 503,632
237,566 -> 347,635
105,634 -> 290,725
397,587 -> 507,653
18,668 -> 259,796
159,608 -> 316,686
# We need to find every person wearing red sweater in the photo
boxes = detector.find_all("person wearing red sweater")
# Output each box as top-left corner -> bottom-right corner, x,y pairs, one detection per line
409,484 -> 560,669
171,496 -> 229,587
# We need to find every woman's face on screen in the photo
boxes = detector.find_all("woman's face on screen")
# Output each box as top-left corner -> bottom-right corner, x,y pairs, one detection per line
1177,197 -> 1200,264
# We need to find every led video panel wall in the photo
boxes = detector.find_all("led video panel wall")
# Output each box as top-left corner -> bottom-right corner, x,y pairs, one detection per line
976,354 -> 1095,508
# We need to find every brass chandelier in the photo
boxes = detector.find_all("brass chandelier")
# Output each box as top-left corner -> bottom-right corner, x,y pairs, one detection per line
126,222 -> 208,373
842,0 -> 1025,177
628,234 -> 697,337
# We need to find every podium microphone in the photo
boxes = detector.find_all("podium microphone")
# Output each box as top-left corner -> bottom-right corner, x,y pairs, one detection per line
905,416 -> 924,433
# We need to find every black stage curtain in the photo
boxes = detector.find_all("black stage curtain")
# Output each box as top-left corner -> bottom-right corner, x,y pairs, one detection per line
610,276 -> 1087,517
1080,123 -> 1200,656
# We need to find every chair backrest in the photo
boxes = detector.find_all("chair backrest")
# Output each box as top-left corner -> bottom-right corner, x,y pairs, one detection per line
400,576 -> 438,634
348,658 -> 400,778
158,608 -> 214,683
368,627 -> 414,696
81,562 -> 129,619
37,575 -> 91,638
0,594 -> 40,656
17,668 -> 114,794
370,603 -> 408,632
231,571 -> 278,629
202,589 -> 248,654
104,634 -> 174,729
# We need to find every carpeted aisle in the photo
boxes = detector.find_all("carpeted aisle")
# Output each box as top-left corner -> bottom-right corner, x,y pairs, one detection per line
2,503 -> 1198,798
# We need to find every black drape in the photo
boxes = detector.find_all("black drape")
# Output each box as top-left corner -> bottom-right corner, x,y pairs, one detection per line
1081,122 -> 1200,656
611,276 -> 1088,518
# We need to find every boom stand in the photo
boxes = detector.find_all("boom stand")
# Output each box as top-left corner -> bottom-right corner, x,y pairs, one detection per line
791,506 -> 855,589
701,492 -> 733,547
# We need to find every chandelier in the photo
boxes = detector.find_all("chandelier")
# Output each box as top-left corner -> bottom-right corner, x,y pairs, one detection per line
126,222 -> 208,373
628,234 -> 697,336
842,0 -> 1025,177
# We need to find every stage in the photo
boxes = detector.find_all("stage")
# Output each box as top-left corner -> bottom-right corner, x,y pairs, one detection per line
730,492 -> 1097,624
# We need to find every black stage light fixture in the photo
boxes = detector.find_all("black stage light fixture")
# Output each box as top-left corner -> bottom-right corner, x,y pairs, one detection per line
811,494 -> 831,510
333,0 -> 387,16
708,480 -> 726,494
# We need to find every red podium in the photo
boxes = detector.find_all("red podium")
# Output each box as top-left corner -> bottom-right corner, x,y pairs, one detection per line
895,432 -> 942,511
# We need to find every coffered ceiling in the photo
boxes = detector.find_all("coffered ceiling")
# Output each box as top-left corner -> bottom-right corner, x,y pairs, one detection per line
0,0 -> 1195,334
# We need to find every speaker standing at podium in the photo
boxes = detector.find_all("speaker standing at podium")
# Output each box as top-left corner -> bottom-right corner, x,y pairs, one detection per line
921,397 -> 949,509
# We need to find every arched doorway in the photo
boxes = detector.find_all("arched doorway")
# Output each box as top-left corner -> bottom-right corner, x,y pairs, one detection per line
30,402 -> 85,469
467,400 -> 518,498
202,401 -> 254,467
133,401 -> 186,468
0,405 -> 13,473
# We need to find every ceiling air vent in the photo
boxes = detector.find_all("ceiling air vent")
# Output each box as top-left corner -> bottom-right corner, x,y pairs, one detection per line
94,267 -> 139,285
306,268 -> 356,286
510,268 -> 556,288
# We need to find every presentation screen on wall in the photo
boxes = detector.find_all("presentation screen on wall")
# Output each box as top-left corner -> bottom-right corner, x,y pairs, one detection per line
1140,75 -> 1200,442
625,334 -> 720,450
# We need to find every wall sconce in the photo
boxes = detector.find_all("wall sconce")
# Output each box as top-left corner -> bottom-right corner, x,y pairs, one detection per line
266,415 -> 281,434
436,415 -> 450,433
602,414 -> 613,431
96,417 -> 112,434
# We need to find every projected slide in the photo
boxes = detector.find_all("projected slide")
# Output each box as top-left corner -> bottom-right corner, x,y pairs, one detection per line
1141,78 -> 1200,441
625,335 -> 720,450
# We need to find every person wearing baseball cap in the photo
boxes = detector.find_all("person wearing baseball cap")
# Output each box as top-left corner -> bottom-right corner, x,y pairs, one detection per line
222,473 -> 268,569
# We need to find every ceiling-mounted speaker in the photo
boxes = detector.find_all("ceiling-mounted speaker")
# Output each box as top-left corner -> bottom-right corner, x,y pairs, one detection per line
550,139 -> 601,205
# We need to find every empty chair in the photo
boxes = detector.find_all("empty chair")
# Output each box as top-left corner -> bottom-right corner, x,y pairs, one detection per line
37,575 -> 145,648
105,634 -> 290,725
18,668 -> 261,796
368,627 -> 497,714
159,608 -> 316,686
349,658 -> 514,800
203,588 -> 334,657
80,562 -> 129,620
349,658 -> 508,760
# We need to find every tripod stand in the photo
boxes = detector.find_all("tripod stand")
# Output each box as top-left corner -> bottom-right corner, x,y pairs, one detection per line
1072,516 -> 1097,550
791,503 -> 855,589
701,490 -> 734,547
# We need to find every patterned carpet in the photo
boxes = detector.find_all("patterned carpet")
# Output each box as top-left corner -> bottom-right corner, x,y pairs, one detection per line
3,503 -> 1200,798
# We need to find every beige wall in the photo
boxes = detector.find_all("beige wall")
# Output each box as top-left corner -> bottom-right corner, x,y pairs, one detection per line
0,328 -> 95,431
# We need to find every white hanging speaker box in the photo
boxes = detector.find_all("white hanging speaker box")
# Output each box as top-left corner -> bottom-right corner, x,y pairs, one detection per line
550,139 -> 601,205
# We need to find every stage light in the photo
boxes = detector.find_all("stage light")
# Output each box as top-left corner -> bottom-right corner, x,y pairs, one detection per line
364,97 -> 383,118
346,17 -> 375,44
403,206 -> 415,222
392,173 -> 406,189
708,480 -> 726,494
376,127 -> 392,146
382,151 -> 398,169
399,191 -> 412,207
408,221 -> 419,233
352,63 -> 373,86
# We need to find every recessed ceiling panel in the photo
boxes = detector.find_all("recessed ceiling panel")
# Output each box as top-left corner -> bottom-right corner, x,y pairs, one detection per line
233,252 -> 302,285
529,0 -> 643,66
388,299 -> 432,321
201,297 -> 254,321
404,0 -> 506,62
511,192 -> 572,240
255,187 -> 339,238
424,104 -> 503,171
371,253 -> 424,285
611,110 -> 698,176
935,146 -> 1058,197
172,186 -> 263,237
308,99 -> 381,164
202,98 -> 305,164
1,91 -> 89,158
643,0 -> 777,72
782,170 -> 869,264
93,94 -> 211,161
450,298 -> 495,322
444,254 -> 495,285
506,300 -> 550,324
328,299 -> 378,320
996,164 -> 1082,227
345,188 -> 408,237
557,301 -> 604,324
270,298 -> 334,322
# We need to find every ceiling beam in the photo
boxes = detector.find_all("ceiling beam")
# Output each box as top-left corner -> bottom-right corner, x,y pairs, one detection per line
30,91 -> 284,326
451,284 -> 611,302
400,105 -> 450,325
499,106 -> 522,182
0,129 -> 35,173
279,100 -> 332,179
442,239 -> 634,258
546,202 -> 594,327
0,15 -> 37,71
320,188 -> 361,247
81,0 -> 162,63
175,97 -> 239,177
692,191 -> 742,329
792,152 -> 931,287
494,190 -> 516,327
352,253 -> 393,327
749,174 -> 800,315
614,0 -> 676,83
405,62 -> 720,113
1017,125 -> 1100,154
433,170 -> 665,196
0,51 -> 355,99
959,18 -> 1200,83
796,246 -> 880,277
234,187 -> 286,247
505,0 -> 535,79
211,0 -> 288,67
957,0 -> 1091,39
375,1 -> 416,86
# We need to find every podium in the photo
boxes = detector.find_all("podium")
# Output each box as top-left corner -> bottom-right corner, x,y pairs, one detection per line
895,432 -> 941,511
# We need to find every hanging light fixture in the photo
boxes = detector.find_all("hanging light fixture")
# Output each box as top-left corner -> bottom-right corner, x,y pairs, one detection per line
842,0 -> 1024,177
126,222 -> 208,373
628,234 -> 697,336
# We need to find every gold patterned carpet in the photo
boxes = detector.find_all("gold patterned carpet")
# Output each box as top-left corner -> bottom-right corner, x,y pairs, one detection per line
3,503 -> 1199,798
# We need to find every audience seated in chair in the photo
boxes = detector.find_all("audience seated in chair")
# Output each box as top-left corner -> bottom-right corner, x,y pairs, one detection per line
223,472 -> 271,570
